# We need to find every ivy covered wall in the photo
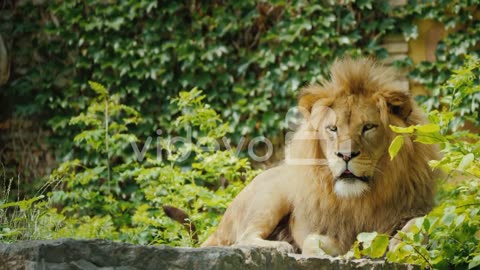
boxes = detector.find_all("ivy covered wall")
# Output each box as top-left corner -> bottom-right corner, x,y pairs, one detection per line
0,0 -> 479,194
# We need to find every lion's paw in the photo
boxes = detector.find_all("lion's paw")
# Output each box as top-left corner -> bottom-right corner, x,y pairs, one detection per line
236,239 -> 294,254
302,234 -> 341,256
270,241 -> 295,254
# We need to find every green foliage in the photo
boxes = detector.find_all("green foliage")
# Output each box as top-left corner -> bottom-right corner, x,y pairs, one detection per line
396,2 -> 480,128
3,0 -> 479,198
1,0 -> 399,158
426,56 -> 480,132
353,232 -> 390,259
354,57 -> 480,269
0,177 -> 47,241
389,182 -> 480,269
390,57 -> 480,177
354,180 -> 480,269
0,85 -> 258,245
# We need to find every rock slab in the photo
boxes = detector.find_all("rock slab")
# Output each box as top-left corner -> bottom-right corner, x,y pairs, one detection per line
0,239 -> 418,270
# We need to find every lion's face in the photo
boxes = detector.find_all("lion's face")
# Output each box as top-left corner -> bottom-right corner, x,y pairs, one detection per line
296,58 -> 416,199
311,95 -> 390,198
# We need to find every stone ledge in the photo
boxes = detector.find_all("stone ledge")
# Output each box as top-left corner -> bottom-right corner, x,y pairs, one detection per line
0,239 -> 419,270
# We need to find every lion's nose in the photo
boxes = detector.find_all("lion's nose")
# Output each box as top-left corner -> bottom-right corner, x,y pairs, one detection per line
335,151 -> 360,162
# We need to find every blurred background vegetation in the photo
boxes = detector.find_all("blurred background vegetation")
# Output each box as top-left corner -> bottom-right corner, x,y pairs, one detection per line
1,0 -> 479,195
0,0 -> 479,269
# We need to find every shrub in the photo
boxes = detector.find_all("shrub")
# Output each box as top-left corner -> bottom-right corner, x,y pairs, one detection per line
0,84 -> 259,245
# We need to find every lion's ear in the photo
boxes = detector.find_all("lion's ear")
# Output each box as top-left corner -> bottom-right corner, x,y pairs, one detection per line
382,90 -> 413,120
298,85 -> 332,116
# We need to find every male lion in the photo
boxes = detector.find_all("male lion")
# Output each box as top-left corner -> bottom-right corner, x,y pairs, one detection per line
200,58 -> 439,255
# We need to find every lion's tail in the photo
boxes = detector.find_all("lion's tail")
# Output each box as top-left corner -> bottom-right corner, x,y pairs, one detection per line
162,205 -> 199,244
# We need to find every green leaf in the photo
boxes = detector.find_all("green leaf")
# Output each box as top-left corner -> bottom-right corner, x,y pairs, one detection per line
414,132 -> 445,144
389,135 -> 404,160
357,232 -> 378,249
457,153 -> 474,171
442,212 -> 456,226
0,195 -> 45,211
370,235 -> 389,258
352,241 -> 362,258
88,81 -> 109,97
454,214 -> 465,227
422,217 -> 430,232
470,255 -> 480,269
390,125 -> 415,134
416,123 -> 440,133
406,217 -> 421,234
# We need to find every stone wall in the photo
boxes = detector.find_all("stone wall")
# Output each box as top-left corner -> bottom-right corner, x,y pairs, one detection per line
0,239 -> 418,270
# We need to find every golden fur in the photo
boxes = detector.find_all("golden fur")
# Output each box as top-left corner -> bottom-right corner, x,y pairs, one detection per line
201,58 -> 439,255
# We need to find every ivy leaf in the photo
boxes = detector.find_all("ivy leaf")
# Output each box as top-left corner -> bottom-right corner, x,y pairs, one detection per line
402,24 -> 418,41
389,135 -> 404,160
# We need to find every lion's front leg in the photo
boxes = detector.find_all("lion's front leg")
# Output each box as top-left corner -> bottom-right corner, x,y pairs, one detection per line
201,167 -> 295,252
301,233 -> 342,256
234,209 -> 295,253
389,217 -> 428,251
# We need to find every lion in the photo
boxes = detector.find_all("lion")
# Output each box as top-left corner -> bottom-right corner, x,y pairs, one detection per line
174,58 -> 439,255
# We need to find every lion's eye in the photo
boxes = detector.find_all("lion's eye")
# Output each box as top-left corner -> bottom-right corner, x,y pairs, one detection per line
363,123 -> 377,133
327,125 -> 338,132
